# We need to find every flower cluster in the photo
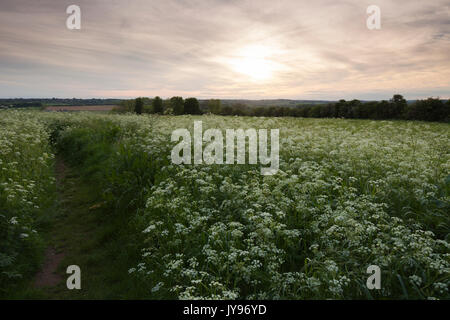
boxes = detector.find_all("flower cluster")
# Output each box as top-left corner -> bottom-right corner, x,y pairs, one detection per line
1,110 -> 448,299
0,110 -> 56,288
130,116 -> 450,299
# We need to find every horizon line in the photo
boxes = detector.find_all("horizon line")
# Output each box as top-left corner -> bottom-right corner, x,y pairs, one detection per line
1,96 -> 449,101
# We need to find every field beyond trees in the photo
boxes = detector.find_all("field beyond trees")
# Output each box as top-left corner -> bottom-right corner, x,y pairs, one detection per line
0,110 -> 449,299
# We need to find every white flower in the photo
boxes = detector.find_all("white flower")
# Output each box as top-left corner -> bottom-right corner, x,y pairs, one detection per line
143,224 -> 156,234
152,282 -> 164,292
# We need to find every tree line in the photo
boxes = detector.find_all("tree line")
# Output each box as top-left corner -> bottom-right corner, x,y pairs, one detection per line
118,96 -> 201,115
117,94 -> 449,122
0,98 -> 122,108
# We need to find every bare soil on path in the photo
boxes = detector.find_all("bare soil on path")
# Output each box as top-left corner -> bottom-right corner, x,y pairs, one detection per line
33,158 -> 67,289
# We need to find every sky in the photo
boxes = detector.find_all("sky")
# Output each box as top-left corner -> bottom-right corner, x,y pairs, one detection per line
0,0 -> 449,100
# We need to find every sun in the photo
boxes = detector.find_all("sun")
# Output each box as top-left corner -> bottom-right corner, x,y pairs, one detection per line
229,45 -> 277,81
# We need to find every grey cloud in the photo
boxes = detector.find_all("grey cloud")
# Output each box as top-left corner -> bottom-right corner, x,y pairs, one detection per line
0,0 -> 449,99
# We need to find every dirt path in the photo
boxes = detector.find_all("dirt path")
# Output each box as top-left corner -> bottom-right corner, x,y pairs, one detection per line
33,158 -> 68,289
26,156 -> 142,299
33,248 -> 65,288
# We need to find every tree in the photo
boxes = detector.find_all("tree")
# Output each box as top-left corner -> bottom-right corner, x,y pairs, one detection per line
308,105 -> 321,118
390,94 -> 407,118
377,100 -> 390,119
220,105 -> 233,116
406,98 -> 447,122
335,100 -> 347,118
319,104 -> 334,118
348,99 -> 362,119
116,99 -> 134,113
207,99 -> 221,114
300,106 -> 311,117
134,97 -> 143,115
152,96 -> 163,114
184,97 -> 200,114
252,107 -> 266,117
446,100 -> 450,122
170,96 -> 184,115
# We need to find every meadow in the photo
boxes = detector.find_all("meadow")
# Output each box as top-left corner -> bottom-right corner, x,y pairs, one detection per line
0,110 -> 449,299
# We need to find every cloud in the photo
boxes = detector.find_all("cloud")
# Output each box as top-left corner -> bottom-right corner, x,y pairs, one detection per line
0,0 -> 448,99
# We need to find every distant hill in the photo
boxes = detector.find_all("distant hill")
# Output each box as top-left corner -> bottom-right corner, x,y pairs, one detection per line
206,99 -> 334,108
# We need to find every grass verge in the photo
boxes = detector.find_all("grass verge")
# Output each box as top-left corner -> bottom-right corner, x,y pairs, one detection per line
9,156 -> 148,299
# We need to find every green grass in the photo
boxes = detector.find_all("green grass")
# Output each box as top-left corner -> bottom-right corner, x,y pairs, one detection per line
9,158 -> 149,299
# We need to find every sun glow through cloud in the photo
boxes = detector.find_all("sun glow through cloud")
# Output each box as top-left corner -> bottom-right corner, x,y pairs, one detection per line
228,45 -> 279,81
